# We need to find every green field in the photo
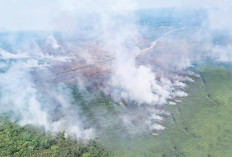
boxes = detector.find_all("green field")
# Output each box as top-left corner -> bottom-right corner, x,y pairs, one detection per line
97,64 -> 232,157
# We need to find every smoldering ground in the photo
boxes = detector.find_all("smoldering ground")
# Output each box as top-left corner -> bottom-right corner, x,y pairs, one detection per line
0,0 -> 232,139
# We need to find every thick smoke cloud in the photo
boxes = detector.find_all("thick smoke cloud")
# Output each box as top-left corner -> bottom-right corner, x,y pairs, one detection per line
0,0 -> 232,137
0,34 -> 94,139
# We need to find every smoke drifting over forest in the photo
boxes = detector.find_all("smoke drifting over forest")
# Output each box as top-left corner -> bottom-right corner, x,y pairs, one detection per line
0,0 -> 232,138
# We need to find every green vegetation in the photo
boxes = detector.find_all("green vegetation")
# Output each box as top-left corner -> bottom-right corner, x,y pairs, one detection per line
1,64 -> 232,157
0,115 -> 111,157
149,65 -> 232,157
97,64 -> 232,157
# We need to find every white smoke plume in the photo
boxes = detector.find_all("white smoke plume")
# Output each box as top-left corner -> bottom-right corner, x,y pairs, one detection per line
0,0 -> 232,138
0,34 -> 94,139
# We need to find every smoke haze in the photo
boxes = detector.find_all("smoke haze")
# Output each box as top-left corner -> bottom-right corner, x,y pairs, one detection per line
0,0 -> 232,138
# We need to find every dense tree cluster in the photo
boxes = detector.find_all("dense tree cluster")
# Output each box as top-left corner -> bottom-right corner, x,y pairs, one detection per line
0,115 -> 111,157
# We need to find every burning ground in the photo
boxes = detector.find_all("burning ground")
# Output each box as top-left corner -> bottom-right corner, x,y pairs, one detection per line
0,30 -> 193,138
1,1 -> 232,156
